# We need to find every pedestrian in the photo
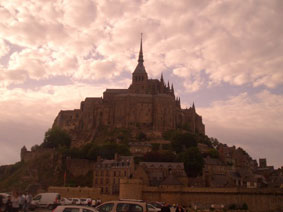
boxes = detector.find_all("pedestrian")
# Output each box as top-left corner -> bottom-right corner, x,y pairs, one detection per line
5,196 -> 12,212
11,192 -> 20,212
26,193 -> 32,212
0,195 -> 3,212
175,205 -> 184,212
161,203 -> 171,212
21,193 -> 28,212
91,199 -> 96,207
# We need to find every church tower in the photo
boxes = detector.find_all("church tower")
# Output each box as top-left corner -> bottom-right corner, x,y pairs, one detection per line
129,34 -> 148,93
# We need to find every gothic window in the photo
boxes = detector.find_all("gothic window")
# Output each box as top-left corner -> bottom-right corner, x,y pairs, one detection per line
100,178 -> 103,184
142,76 -> 144,81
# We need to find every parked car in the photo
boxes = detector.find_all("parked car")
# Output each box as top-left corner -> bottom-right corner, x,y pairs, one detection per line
60,198 -> 73,205
53,205 -> 98,212
147,204 -> 161,212
95,200 -> 147,212
71,198 -> 81,205
148,202 -> 163,209
30,193 -> 61,210
80,199 -> 89,205
0,193 -> 10,204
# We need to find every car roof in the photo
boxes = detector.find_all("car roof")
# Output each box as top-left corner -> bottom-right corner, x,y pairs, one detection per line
100,201 -> 146,205
57,205 -> 96,210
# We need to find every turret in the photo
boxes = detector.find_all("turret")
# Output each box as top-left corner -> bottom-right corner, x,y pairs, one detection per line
171,83 -> 175,96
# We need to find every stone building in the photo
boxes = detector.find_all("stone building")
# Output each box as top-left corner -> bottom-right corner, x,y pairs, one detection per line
128,142 -> 152,156
134,162 -> 188,186
93,154 -> 135,195
53,37 -> 205,147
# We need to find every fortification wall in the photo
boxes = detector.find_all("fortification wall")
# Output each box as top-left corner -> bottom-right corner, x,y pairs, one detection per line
48,186 -> 118,202
22,149 -> 55,163
120,179 -> 283,212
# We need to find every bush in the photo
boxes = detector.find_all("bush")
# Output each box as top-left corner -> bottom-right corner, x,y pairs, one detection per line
241,203 -> 248,210
151,143 -> 160,151
177,147 -> 204,177
171,132 -> 197,153
41,127 -> 71,149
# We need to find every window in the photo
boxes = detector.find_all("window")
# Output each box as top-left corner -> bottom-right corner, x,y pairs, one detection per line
63,208 -> 80,212
33,195 -> 41,201
117,203 -> 143,212
97,203 -> 114,212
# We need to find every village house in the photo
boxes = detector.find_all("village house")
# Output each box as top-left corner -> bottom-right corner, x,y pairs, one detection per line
93,154 -> 135,194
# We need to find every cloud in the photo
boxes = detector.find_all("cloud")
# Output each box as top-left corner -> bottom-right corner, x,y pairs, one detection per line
0,39 -> 10,58
198,90 -> 283,167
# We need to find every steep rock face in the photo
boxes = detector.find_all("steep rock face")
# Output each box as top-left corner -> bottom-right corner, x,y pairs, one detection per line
53,39 -> 205,146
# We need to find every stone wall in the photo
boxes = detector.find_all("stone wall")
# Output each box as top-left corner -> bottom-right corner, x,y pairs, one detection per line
21,148 -> 55,163
48,186 -> 118,202
120,179 -> 283,212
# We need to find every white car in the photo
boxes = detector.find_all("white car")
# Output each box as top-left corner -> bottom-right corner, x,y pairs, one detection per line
71,198 -> 81,205
147,204 -> 161,212
95,200 -> 147,212
80,198 -> 90,205
60,198 -> 72,205
31,192 -> 61,210
0,193 -> 10,204
54,205 -> 98,212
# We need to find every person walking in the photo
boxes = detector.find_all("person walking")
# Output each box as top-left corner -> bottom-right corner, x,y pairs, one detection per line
11,192 -> 20,212
175,205 -> 184,212
161,203 -> 171,212
5,196 -> 12,212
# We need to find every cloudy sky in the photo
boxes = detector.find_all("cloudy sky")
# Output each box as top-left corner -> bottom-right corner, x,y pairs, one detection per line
0,0 -> 282,168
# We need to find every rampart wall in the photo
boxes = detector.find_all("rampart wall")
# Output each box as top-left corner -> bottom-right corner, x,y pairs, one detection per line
120,179 -> 283,212
48,186 -> 119,202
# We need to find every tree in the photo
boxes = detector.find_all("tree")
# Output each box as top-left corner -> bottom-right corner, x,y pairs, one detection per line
171,132 -> 197,153
41,127 -> 71,149
178,147 -> 204,177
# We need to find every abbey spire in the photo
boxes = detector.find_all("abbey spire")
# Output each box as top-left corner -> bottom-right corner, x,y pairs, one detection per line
133,34 -> 147,76
138,33 -> 144,63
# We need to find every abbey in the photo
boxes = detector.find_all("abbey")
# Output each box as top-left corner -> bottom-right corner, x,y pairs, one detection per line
53,38 -> 205,145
